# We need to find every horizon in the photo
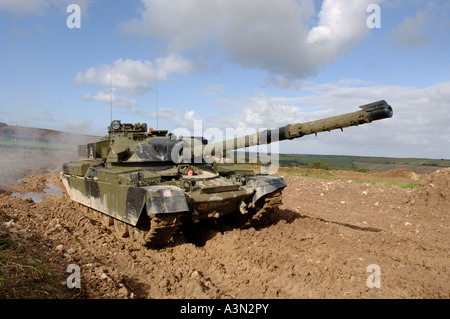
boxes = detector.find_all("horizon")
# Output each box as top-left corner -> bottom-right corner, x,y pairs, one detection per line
2,123 -> 449,162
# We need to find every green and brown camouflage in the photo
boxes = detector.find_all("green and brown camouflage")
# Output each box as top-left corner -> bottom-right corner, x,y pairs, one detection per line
60,100 -> 393,247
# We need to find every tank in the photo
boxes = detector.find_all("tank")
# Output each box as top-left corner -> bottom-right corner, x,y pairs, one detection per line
60,100 -> 393,247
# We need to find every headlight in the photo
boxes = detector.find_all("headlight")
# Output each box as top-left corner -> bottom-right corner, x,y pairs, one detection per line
111,120 -> 121,130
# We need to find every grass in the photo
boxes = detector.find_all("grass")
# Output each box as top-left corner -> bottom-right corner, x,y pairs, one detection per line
236,162 -> 422,189
277,166 -> 337,179
353,180 -> 420,189
278,154 -> 357,169
0,237 -> 67,298
284,166 -> 421,189
277,154 -> 450,172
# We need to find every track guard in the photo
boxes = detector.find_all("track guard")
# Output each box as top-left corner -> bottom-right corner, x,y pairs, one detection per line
145,185 -> 189,215
248,175 -> 287,203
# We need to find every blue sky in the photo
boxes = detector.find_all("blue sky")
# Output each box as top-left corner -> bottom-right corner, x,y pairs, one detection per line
0,0 -> 449,159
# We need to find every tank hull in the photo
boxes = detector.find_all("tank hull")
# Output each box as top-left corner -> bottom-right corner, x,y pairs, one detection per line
60,162 -> 286,247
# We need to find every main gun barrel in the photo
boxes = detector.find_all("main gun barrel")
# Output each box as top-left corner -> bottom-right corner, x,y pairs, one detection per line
197,100 -> 393,158
277,99 -> 393,141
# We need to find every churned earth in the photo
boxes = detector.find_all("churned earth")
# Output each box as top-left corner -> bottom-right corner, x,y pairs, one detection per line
0,148 -> 448,299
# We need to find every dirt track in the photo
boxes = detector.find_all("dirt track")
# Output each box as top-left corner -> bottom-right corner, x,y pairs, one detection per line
0,150 -> 449,299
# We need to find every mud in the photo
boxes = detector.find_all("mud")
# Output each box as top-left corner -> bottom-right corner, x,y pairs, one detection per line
0,157 -> 448,299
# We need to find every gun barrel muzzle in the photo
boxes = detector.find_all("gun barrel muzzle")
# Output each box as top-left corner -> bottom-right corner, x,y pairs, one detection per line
359,100 -> 393,121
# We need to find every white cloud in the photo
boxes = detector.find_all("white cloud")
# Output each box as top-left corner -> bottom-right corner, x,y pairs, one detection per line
118,0 -> 221,52
155,54 -> 195,81
307,0 -> 371,46
83,89 -> 137,111
119,0 -> 381,86
75,55 -> 194,94
137,107 -> 200,129
75,54 -> 194,112
76,59 -> 155,94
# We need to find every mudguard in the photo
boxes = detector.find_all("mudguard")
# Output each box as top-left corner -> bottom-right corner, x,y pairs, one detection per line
145,185 -> 190,215
248,175 -> 287,203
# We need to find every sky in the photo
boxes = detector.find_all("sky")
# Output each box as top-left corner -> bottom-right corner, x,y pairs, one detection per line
0,0 -> 449,159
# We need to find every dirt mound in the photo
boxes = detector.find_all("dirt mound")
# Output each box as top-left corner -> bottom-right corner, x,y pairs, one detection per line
408,168 -> 450,213
381,168 -> 420,181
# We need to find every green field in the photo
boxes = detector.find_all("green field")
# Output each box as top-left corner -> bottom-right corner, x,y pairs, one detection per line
231,151 -> 450,174
278,154 -> 450,173
279,154 -> 357,169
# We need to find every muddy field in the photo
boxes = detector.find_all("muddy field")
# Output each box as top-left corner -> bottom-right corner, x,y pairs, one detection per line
0,147 -> 448,299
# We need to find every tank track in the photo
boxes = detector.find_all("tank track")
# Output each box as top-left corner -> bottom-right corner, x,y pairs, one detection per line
141,213 -> 182,248
96,209 -> 182,248
81,190 -> 283,247
225,189 -> 283,228
250,189 -> 283,223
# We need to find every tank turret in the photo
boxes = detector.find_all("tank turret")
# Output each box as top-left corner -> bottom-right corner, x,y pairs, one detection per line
61,100 -> 393,248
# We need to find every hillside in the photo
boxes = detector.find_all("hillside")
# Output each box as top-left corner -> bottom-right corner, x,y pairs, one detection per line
277,154 -> 450,174
0,125 -> 100,151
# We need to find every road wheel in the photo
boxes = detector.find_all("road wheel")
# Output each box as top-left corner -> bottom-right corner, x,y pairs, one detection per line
129,226 -> 148,245
114,220 -> 129,237
101,214 -> 113,227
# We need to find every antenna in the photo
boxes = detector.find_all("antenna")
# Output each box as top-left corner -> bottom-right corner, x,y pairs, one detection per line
155,68 -> 159,130
153,7 -> 159,130
110,66 -> 113,123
